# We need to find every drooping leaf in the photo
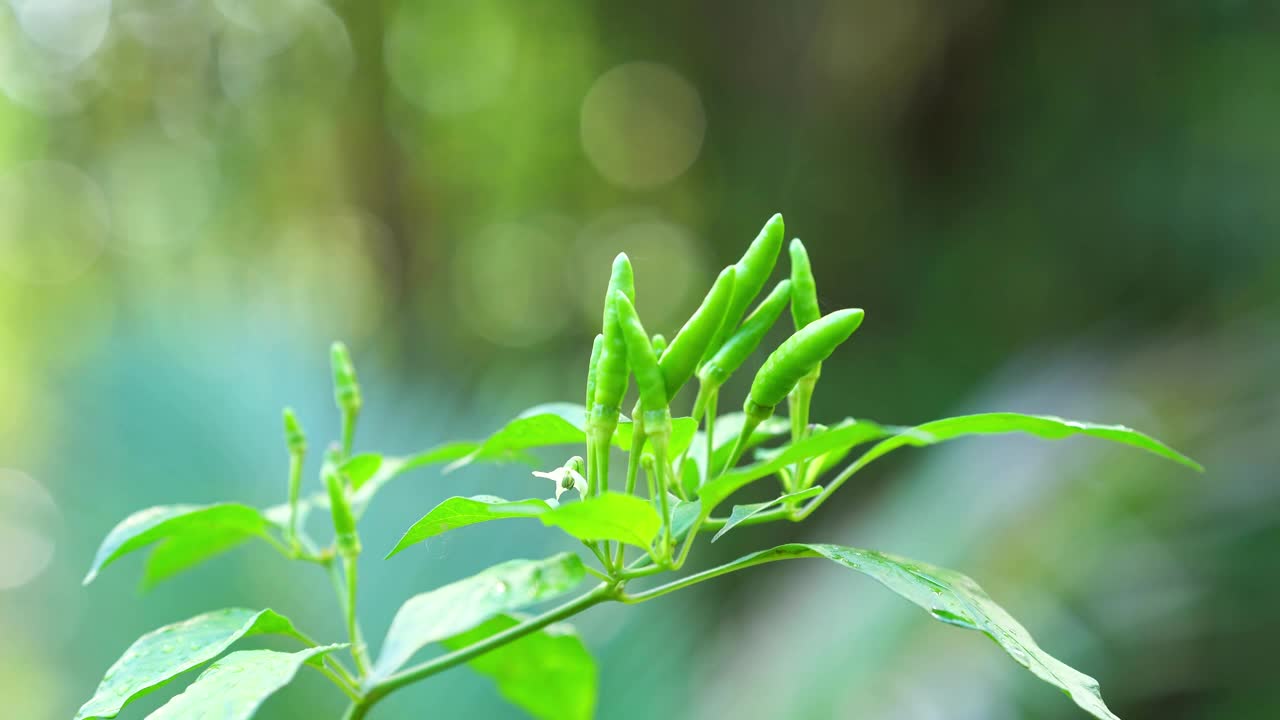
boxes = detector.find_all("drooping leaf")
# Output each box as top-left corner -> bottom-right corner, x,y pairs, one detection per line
141,527 -> 254,590
836,413 -> 1203,480
386,496 -> 552,558
373,553 -> 586,679
540,493 -> 661,549
444,614 -> 596,720
84,504 -> 273,585
708,544 -> 1122,720
699,421 -> 893,514
340,453 -> 383,491
446,404 -> 589,471
442,403 -> 698,473
711,486 -> 822,542
146,644 -> 344,720
74,608 -> 306,720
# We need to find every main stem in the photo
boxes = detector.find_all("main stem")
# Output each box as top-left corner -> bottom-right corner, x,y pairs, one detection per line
346,585 -> 615,718
343,555 -> 372,676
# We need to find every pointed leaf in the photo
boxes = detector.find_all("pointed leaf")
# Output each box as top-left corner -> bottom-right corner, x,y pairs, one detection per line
374,553 -> 586,678
340,453 -> 383,491
142,527 -> 254,590
84,504 -> 272,585
840,413 -> 1203,478
75,608 -> 306,720
444,614 -> 596,720
146,644 -> 344,720
709,544 -> 1121,720
386,496 -> 552,558
711,486 -> 822,542
446,404 -> 589,471
350,441 -> 483,514
699,420 -> 893,513
670,497 -> 702,541
540,493 -> 661,549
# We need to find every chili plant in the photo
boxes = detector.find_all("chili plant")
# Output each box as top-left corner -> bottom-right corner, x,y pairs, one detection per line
77,214 -> 1201,720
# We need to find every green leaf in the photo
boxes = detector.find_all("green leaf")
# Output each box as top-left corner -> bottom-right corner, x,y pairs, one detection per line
340,453 -> 383,491
442,403 -> 698,473
712,544 -> 1121,720
670,497 -> 702,541
84,504 -> 272,585
444,614 -> 596,720
146,644 -> 344,720
711,486 -> 822,542
374,553 -> 586,679
74,608 -> 306,720
447,403 -> 589,471
350,441 -> 482,514
840,412 -> 1203,477
540,493 -> 661,549
141,527 -> 254,590
386,496 -> 552,558
699,420 -> 893,514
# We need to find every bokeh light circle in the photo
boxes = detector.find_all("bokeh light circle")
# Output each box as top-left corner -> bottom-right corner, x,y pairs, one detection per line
575,211 -> 708,331
10,0 -> 112,66
0,469 -> 59,590
580,62 -> 706,189
452,222 -> 571,347
384,0 -> 517,115
0,160 -> 109,283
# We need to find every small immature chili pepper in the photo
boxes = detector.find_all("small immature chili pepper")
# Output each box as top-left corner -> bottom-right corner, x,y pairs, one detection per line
614,291 -> 672,434
283,408 -> 306,456
745,308 -> 865,421
590,254 -> 633,432
701,213 -> 785,363
698,279 -> 792,388
659,266 -> 735,398
330,342 -> 362,416
789,238 -> 821,331
650,334 -> 666,357
584,333 -> 604,413
323,461 -> 361,557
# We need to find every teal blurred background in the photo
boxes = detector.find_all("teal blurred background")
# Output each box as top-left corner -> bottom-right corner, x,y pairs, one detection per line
0,1 -> 1275,718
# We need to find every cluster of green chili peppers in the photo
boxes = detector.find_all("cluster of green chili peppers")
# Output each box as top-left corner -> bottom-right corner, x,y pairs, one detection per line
582,213 -> 864,569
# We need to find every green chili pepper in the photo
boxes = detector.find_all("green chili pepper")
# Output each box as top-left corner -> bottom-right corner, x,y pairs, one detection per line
789,238 -> 820,330
614,291 -> 673,437
659,266 -> 735,398
584,333 -> 604,412
698,279 -> 792,388
330,342 -> 362,416
323,458 -> 361,557
745,308 -> 865,421
701,213 -> 785,363
590,254 -> 633,432
650,334 -> 666,357
283,407 -> 306,456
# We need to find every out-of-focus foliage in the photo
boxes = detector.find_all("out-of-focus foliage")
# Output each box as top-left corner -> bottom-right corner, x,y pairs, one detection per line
0,1 -> 1274,718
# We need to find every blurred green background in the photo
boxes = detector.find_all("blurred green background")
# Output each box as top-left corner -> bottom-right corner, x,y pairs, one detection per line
1,1 -> 1275,718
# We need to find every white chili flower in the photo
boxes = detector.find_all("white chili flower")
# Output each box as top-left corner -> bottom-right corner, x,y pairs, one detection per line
532,465 -> 587,502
